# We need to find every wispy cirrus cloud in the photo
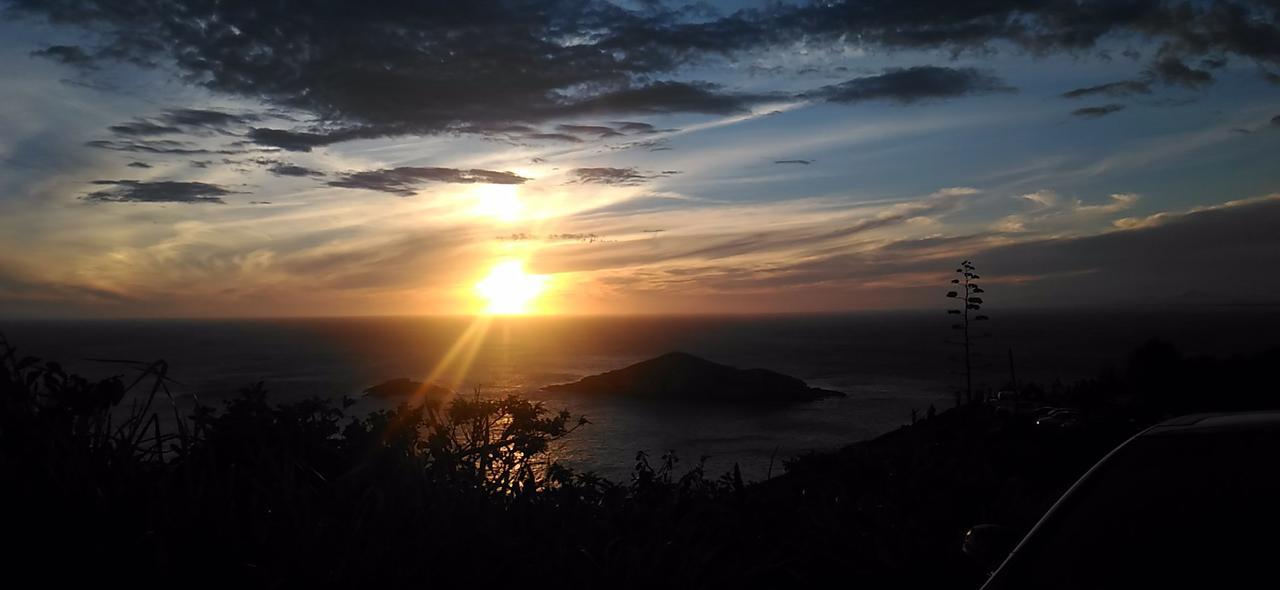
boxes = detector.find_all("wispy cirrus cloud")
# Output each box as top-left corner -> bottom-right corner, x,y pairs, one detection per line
569,167 -> 680,186
1061,80 -> 1153,99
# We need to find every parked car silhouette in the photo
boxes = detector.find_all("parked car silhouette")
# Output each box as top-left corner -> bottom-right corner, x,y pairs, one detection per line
968,412 -> 1280,589
1033,408 -> 1081,429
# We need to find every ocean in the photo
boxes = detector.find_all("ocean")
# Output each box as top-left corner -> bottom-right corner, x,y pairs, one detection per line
4,308 -> 1278,480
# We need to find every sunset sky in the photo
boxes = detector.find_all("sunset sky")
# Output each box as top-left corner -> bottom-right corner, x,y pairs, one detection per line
2,0 -> 1279,317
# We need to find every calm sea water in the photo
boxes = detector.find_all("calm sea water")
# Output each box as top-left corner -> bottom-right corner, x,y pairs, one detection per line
4,309 -> 1278,479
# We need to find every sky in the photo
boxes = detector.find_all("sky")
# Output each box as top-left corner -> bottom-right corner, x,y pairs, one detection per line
1,0 -> 1279,318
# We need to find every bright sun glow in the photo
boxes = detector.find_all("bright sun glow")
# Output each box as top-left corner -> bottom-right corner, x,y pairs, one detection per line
475,260 -> 548,314
470,184 -> 524,222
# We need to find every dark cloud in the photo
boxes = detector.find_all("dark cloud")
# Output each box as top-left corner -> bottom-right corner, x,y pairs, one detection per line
11,0 -> 1280,149
1272,115 -> 1280,127
520,121 -> 673,144
30,44 -> 96,68
245,127 -> 380,152
466,120 -> 673,144
1150,56 -> 1214,88
1071,104 -> 1126,118
1266,71 -> 1280,85
82,180 -> 233,204
108,121 -> 182,136
567,81 -> 777,115
569,167 -> 677,186
228,155 -> 323,177
125,161 -> 151,168
244,82 -> 771,151
806,67 -> 1012,104
327,167 -> 528,196
774,159 -> 813,165
105,109 -> 258,142
157,108 -> 255,128
266,163 -> 326,178
1061,79 -> 1153,99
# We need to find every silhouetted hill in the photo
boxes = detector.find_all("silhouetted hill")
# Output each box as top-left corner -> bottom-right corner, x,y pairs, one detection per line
363,377 -> 452,403
543,351 -> 844,401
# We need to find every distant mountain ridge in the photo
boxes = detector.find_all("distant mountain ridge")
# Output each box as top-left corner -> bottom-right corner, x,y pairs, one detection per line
543,352 -> 844,402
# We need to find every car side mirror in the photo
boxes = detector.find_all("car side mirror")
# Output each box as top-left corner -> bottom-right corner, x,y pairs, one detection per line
963,524 -> 1017,573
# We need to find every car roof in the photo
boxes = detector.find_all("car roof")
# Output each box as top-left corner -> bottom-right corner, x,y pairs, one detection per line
1143,411 -> 1280,435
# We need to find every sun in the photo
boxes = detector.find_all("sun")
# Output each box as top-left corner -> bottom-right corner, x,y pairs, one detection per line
475,260 -> 548,314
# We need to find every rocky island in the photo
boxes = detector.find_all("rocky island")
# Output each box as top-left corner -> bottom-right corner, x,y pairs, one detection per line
543,351 -> 844,402
363,377 -> 453,405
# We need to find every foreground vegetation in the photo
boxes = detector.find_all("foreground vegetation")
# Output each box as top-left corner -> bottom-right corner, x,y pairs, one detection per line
3,336 -> 1277,588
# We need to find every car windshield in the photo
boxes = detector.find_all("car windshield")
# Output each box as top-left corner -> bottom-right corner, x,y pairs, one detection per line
988,429 -> 1280,589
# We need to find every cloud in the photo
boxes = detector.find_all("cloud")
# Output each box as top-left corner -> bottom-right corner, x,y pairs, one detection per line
556,124 -> 623,138
157,108 -> 256,128
465,120 -> 672,145
108,121 -> 182,136
267,163 -> 325,178
327,167 -> 528,196
546,188 -> 980,277
569,167 -> 678,186
245,127 -> 375,152
1000,190 -> 1140,233
81,180 -> 234,204
244,158 -> 327,178
29,44 -> 96,69
613,122 -> 663,134
1061,79 -> 1153,99
584,194 -> 1280,307
12,0 -> 1279,152
523,132 -> 584,143
774,159 -> 813,165
85,139 -> 259,155
105,109 -> 258,140
565,81 -> 778,116
126,161 -> 152,168
805,67 -> 1012,104
1150,56 -> 1214,88
572,193 -> 704,217
1071,104 -> 1125,118
1077,193 -> 1139,214
1272,114 -> 1280,127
